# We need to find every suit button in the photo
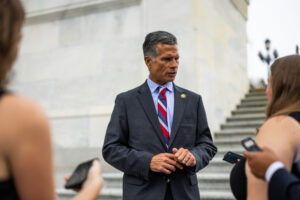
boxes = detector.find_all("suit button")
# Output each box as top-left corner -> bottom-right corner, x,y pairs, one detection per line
164,175 -> 170,183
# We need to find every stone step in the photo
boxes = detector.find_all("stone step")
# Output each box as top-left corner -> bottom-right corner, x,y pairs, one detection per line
241,96 -> 268,102
102,173 -> 122,189
237,101 -> 268,108
244,95 -> 266,100
56,188 -> 234,200
245,94 -> 266,99
226,113 -> 266,122
246,90 -> 266,96
201,191 -> 234,200
217,147 -> 246,156
56,188 -> 121,200
215,134 -> 255,141
232,107 -> 265,114
215,137 -> 251,145
198,173 -> 230,190
212,154 -> 243,161
201,165 -> 232,173
215,140 -> 247,149
249,88 -> 266,92
214,128 -> 256,140
221,120 -> 264,129
215,128 -> 256,135
101,172 -> 231,191
201,157 -> 234,173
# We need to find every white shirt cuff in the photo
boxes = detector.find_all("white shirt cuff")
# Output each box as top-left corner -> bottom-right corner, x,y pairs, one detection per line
265,161 -> 284,182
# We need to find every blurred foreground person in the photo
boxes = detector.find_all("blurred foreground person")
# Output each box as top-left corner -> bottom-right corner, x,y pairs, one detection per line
245,144 -> 300,200
0,0 -> 102,199
230,55 -> 300,200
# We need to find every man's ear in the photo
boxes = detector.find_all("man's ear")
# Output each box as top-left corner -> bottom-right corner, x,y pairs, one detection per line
144,56 -> 153,69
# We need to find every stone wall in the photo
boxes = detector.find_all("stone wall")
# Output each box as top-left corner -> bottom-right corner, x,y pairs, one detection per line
12,0 -> 249,179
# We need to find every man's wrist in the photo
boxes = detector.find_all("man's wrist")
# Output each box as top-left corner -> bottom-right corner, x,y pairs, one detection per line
189,150 -> 198,170
265,161 -> 284,182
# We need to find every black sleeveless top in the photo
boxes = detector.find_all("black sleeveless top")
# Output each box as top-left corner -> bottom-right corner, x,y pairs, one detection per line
0,179 -> 19,200
0,89 -> 19,200
230,112 -> 300,200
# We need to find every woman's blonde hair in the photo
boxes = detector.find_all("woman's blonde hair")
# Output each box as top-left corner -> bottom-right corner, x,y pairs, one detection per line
0,0 -> 25,88
266,55 -> 300,118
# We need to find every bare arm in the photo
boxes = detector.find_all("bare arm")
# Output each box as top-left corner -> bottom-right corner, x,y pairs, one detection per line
244,146 -> 278,179
5,96 -> 55,200
246,116 -> 300,200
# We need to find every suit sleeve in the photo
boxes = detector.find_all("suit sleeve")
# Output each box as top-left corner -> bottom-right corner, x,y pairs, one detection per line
269,168 -> 300,200
102,95 -> 153,179
189,96 -> 217,172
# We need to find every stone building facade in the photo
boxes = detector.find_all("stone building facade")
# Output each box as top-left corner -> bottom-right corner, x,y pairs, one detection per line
13,0 -> 249,186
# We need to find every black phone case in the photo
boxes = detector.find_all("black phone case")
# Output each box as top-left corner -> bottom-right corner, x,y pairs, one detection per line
223,151 -> 244,164
65,158 -> 99,189
241,137 -> 261,152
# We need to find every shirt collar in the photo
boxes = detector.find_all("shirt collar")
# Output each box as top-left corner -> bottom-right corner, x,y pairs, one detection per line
147,77 -> 174,93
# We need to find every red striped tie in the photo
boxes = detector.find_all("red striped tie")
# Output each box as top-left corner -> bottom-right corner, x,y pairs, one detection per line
157,87 -> 169,145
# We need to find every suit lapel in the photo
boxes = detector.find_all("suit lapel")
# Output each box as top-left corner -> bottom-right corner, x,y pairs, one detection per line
137,81 -> 168,150
169,84 -> 187,147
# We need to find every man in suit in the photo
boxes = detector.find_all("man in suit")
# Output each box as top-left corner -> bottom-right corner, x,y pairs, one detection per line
245,146 -> 300,200
102,31 -> 217,200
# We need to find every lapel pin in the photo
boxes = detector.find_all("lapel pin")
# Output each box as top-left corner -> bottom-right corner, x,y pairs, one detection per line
180,94 -> 186,99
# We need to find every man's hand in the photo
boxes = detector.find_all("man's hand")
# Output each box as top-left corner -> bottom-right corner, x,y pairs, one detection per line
150,153 -> 183,174
172,148 -> 196,167
244,146 -> 278,179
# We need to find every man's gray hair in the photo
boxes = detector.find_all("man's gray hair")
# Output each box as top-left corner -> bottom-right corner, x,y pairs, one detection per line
143,31 -> 177,60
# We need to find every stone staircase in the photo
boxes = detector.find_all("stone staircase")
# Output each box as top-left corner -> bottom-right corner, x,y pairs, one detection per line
56,87 -> 267,200
200,87 -> 267,200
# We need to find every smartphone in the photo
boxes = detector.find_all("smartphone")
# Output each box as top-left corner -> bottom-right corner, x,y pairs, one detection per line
223,151 -> 244,164
65,158 -> 99,189
241,137 -> 261,152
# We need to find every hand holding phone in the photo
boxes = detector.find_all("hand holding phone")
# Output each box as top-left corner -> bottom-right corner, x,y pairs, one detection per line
223,151 -> 244,164
241,137 -> 261,152
65,158 -> 99,189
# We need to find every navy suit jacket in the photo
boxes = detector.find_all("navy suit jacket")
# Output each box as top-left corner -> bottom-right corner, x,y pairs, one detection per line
269,161 -> 300,200
102,81 -> 217,200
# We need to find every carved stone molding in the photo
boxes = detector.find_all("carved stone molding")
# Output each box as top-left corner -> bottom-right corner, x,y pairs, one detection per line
47,106 -> 113,119
25,0 -> 141,25
231,0 -> 249,20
